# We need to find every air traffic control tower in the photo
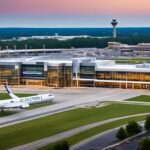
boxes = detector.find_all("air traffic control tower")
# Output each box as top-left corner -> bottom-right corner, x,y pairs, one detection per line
111,19 -> 118,38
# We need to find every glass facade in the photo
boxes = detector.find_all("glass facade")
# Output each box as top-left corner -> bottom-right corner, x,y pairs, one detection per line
21,64 -> 45,79
0,65 -> 20,85
20,63 -> 46,86
80,65 -> 95,79
47,66 -> 72,87
0,60 -> 150,89
95,82 -> 150,89
96,71 -> 150,81
77,64 -> 95,87
76,71 -> 150,89
95,71 -> 150,89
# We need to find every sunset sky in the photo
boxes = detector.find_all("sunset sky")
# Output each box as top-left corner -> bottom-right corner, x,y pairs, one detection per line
0,0 -> 150,27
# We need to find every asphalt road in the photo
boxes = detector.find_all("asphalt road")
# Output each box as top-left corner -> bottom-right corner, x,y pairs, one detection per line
111,132 -> 150,150
71,123 -> 145,150
0,87 -> 146,128
9,113 -> 149,150
71,128 -> 118,150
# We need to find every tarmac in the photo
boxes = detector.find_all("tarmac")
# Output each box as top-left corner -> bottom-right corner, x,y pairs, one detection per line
0,87 -> 147,128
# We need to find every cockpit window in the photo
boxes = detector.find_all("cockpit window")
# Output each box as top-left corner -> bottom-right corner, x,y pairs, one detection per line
10,101 -> 14,103
49,95 -> 51,97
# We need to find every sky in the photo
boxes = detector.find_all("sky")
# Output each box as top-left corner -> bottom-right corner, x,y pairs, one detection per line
0,0 -> 150,27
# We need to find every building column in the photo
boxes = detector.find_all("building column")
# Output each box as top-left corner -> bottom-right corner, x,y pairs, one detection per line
76,80 -> 79,87
132,84 -> 134,89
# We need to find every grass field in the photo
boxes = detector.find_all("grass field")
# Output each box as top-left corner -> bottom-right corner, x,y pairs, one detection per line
126,95 -> 150,102
39,115 -> 147,150
0,93 -> 35,100
0,103 -> 150,149
115,58 -> 150,64
0,111 -> 16,117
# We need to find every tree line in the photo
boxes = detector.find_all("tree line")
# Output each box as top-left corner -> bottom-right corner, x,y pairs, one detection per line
1,35 -> 150,49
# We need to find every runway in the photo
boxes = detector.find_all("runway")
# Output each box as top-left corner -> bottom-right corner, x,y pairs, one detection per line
0,87 -> 145,128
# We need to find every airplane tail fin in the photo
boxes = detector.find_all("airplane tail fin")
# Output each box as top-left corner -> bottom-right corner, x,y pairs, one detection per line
4,84 -> 19,99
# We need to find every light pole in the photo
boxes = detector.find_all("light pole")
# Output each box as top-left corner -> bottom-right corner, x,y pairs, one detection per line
126,72 -> 128,89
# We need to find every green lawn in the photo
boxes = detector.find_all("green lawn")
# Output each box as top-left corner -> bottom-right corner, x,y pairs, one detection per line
39,115 -> 147,150
0,93 -> 35,100
0,104 -> 150,149
126,95 -> 150,102
114,58 -> 150,64
0,111 -> 15,117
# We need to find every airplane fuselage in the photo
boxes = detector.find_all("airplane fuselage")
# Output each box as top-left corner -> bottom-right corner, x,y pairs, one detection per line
0,94 -> 54,109
20,94 -> 54,104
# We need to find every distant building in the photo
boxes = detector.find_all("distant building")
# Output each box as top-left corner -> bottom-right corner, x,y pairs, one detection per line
108,42 -> 150,49
108,42 -> 150,57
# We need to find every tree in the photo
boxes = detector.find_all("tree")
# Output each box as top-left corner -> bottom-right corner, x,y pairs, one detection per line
116,127 -> 127,141
54,143 -> 62,150
126,121 -> 142,136
61,141 -> 69,150
53,141 -> 69,150
145,115 -> 150,131
138,138 -> 150,150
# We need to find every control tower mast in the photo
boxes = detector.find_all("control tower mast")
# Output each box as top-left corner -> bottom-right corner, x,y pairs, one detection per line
111,19 -> 118,38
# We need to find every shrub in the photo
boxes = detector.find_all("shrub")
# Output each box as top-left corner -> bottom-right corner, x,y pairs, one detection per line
61,141 -> 69,150
144,115 -> 150,131
126,121 -> 142,136
138,138 -> 150,150
116,127 -> 127,141
54,143 -> 62,150
53,141 -> 69,150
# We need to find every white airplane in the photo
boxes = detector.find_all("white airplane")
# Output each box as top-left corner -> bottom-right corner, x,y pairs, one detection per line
0,85 -> 55,111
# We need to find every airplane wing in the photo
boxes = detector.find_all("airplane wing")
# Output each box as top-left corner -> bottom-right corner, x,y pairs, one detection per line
4,85 -> 19,99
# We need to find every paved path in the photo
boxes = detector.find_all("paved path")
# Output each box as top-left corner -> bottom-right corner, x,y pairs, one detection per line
110,132 -> 150,150
9,113 -> 150,150
112,100 -> 150,106
71,122 -> 144,150
71,128 -> 119,150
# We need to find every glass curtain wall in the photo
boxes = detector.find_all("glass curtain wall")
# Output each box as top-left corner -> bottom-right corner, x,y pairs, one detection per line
47,66 -> 72,87
78,65 -> 95,87
20,64 -> 46,86
96,71 -> 150,89
0,65 -> 20,85
96,71 -> 150,81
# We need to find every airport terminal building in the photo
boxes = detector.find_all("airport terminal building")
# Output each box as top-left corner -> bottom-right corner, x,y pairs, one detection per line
1,57 -> 150,89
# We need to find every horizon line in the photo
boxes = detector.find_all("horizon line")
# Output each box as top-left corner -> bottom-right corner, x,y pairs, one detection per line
0,26 -> 150,29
